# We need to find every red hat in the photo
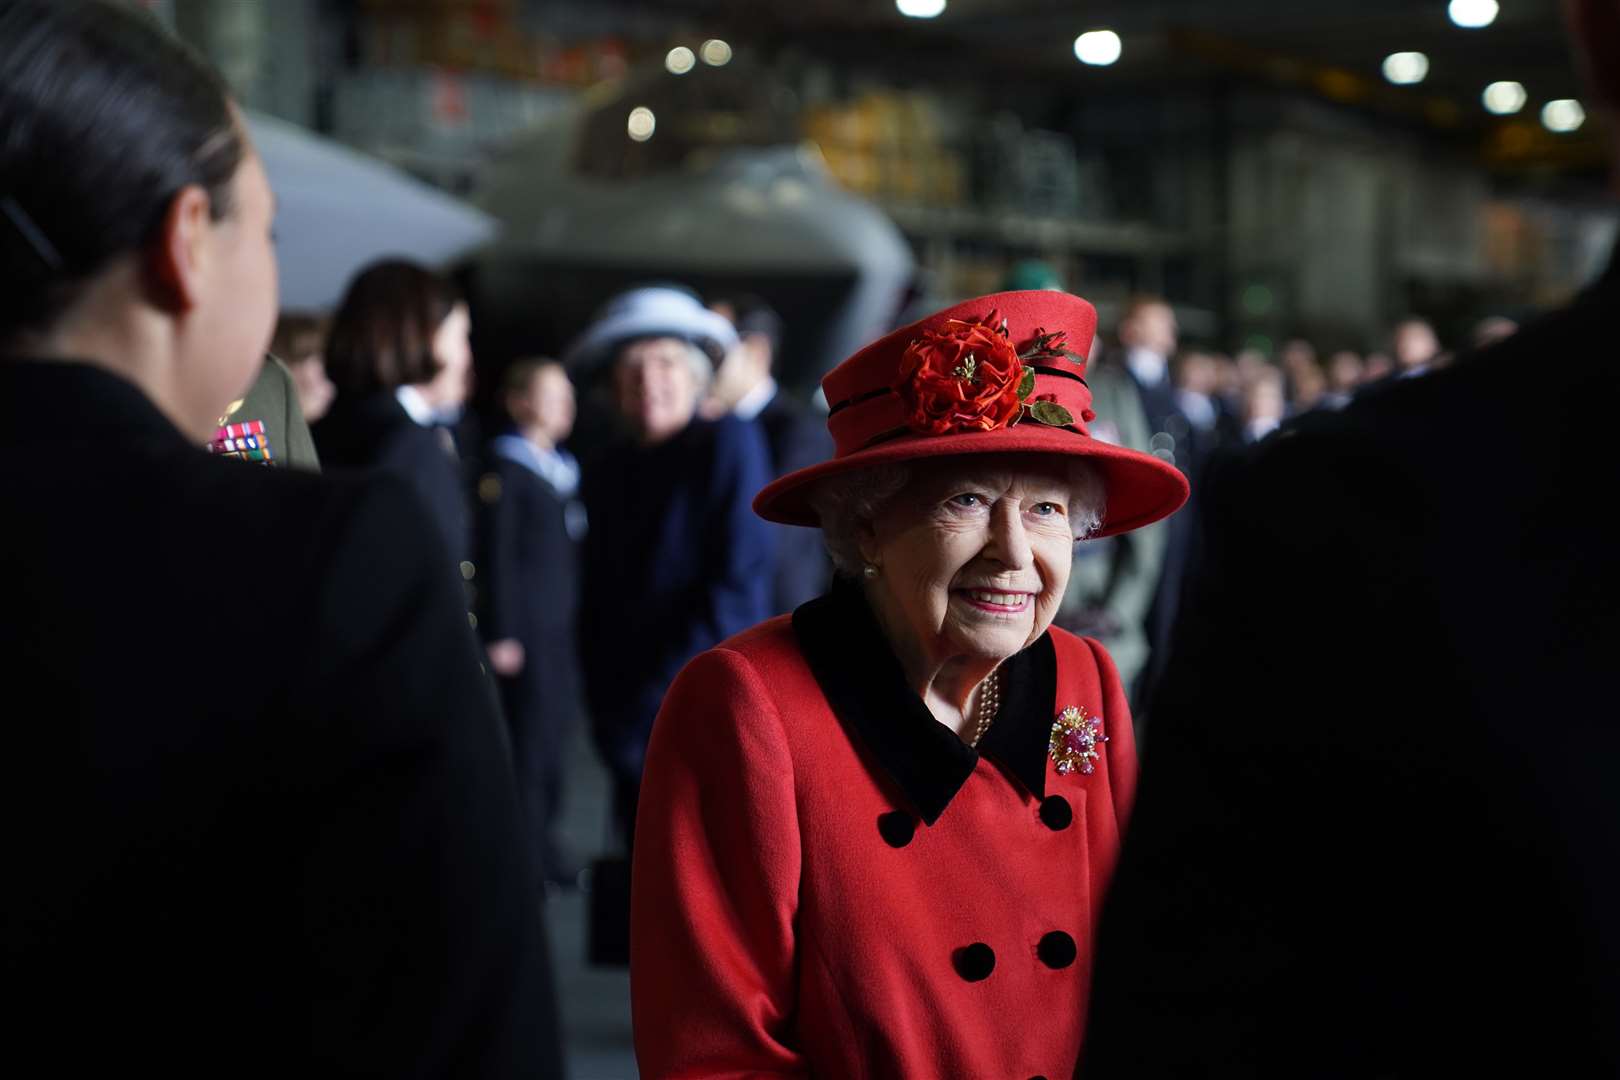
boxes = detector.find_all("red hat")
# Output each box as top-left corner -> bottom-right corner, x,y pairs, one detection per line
753,290 -> 1188,538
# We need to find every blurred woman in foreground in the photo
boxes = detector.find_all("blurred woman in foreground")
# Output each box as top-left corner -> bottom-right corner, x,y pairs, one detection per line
0,1 -> 558,1073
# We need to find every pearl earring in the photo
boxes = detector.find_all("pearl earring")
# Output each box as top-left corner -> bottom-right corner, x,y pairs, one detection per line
862,563 -> 880,579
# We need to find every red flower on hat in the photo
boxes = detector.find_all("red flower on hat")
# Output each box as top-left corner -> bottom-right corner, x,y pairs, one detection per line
893,314 -> 1026,436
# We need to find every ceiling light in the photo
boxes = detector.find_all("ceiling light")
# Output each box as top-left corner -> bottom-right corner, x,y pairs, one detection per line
1542,99 -> 1586,133
700,39 -> 732,66
1381,52 -> 1429,85
627,106 -> 656,142
1448,0 -> 1499,28
1482,80 -> 1527,115
1074,30 -> 1122,67
896,0 -> 946,18
665,46 -> 695,75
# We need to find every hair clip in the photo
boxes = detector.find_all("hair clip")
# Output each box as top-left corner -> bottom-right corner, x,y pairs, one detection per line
0,196 -> 65,273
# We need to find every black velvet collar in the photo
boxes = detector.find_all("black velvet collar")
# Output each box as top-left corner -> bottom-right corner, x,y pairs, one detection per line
0,359 -> 193,452
793,577 -> 1056,825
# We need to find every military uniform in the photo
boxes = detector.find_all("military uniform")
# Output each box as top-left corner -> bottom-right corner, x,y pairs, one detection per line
209,355 -> 320,470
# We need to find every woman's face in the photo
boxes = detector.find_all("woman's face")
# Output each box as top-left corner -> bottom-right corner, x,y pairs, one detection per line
533,365 -> 576,443
424,302 -> 472,409
182,147 -> 278,436
614,336 -> 700,444
861,454 -> 1078,670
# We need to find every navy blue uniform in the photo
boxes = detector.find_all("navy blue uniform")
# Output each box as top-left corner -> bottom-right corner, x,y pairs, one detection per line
313,390 -> 471,568
0,360 -> 561,1077
478,436 -> 585,881
579,414 -> 775,832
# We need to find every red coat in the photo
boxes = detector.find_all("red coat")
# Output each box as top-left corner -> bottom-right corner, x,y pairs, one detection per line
631,582 -> 1138,1079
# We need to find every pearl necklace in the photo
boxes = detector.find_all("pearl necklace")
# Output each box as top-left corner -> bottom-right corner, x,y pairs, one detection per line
970,667 -> 1001,748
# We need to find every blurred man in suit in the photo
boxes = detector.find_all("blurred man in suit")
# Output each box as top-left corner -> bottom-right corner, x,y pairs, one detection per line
1110,296 -> 1194,709
1111,296 -> 1185,459
1082,3 -> 1620,1074
1060,329 -> 1166,705
708,295 -> 833,611
1003,265 -> 1169,704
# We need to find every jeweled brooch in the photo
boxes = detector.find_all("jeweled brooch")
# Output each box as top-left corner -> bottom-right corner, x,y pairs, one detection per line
1049,706 -> 1106,775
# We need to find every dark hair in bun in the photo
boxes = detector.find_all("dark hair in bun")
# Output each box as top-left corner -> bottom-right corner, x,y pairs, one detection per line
0,0 -> 243,344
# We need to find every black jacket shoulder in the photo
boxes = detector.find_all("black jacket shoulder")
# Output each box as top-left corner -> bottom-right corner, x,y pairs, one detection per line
0,362 -> 560,1078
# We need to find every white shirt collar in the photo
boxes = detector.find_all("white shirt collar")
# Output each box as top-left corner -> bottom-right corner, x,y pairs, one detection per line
1176,389 -> 1217,430
1125,346 -> 1169,387
733,376 -> 778,422
492,434 -> 580,497
394,385 -> 437,427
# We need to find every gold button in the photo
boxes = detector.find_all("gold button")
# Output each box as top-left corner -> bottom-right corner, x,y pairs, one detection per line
478,474 -> 503,503
460,560 -> 476,580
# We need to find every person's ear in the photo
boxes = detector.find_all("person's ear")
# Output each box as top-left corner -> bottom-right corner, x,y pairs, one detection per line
146,184 -> 214,313
855,518 -> 884,572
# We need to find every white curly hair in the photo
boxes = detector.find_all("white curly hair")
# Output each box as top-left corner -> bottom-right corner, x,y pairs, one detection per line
808,458 -> 1107,579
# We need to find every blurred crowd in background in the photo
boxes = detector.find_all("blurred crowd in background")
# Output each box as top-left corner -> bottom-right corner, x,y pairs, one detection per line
263,257 -> 1518,899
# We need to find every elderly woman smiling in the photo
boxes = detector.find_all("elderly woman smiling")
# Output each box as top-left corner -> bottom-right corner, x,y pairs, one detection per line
630,291 -> 1188,1080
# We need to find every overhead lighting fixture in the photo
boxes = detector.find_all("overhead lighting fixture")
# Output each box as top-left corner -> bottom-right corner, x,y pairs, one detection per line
1381,52 -> 1429,85
1073,30 -> 1122,67
627,106 -> 656,142
1482,80 -> 1527,115
700,39 -> 732,66
1448,0 -> 1499,28
1542,98 -> 1586,133
665,46 -> 695,75
896,0 -> 946,18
